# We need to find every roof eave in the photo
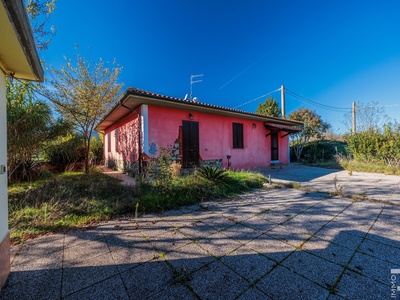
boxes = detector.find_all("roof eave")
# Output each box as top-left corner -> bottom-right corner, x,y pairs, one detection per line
125,89 -> 303,126
95,88 -> 304,131
0,0 -> 44,81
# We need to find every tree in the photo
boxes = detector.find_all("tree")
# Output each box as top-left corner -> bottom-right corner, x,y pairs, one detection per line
289,107 -> 330,161
256,97 -> 280,117
41,53 -> 123,174
7,80 -> 68,182
343,101 -> 387,133
26,0 -> 57,51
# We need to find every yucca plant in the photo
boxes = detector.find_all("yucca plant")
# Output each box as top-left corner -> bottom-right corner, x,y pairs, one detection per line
196,165 -> 228,182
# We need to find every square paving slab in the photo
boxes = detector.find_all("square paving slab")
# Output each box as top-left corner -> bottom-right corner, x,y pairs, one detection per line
2,181 -> 399,300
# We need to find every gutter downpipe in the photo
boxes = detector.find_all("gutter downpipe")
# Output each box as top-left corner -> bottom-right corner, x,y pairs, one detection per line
120,100 -> 143,175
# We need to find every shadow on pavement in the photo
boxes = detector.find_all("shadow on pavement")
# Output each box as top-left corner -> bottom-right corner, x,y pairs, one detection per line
255,164 -> 342,183
2,192 -> 399,299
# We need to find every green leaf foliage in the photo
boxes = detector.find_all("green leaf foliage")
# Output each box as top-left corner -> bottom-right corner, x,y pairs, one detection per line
41,52 -> 124,174
256,97 -> 280,117
26,0 -> 57,51
345,123 -> 400,165
288,107 -> 330,161
90,136 -> 104,164
43,134 -> 85,169
7,79 -> 69,182
195,165 -> 228,182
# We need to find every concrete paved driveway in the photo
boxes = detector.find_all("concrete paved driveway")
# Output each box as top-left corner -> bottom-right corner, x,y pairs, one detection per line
259,164 -> 400,204
1,186 -> 399,299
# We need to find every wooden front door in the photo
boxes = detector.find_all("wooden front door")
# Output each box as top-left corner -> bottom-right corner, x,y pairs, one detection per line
271,132 -> 279,161
182,121 -> 199,168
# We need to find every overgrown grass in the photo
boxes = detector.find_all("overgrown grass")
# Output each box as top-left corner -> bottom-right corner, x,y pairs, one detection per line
8,171 -> 137,244
8,169 -> 265,244
335,156 -> 400,175
137,170 -> 265,213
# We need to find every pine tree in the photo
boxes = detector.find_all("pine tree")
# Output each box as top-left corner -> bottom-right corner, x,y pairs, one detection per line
256,97 -> 280,117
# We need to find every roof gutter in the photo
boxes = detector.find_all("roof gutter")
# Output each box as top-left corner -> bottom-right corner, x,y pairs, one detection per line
2,0 -> 44,81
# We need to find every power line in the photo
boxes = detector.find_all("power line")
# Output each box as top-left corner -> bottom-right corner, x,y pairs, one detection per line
288,91 -> 351,112
232,85 -> 353,113
233,88 -> 281,109
285,88 -> 351,112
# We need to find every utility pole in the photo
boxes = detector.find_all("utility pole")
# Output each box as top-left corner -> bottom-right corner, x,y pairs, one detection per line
281,85 -> 286,118
352,102 -> 356,135
190,74 -> 203,100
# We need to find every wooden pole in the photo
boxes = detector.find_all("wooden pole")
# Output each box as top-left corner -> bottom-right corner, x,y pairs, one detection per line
352,102 -> 356,134
281,85 -> 285,118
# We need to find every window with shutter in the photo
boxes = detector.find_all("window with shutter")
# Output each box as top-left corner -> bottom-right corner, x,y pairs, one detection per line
233,123 -> 244,149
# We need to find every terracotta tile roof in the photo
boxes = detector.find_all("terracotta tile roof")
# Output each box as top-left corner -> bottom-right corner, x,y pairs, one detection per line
126,88 -> 302,125
95,88 -> 303,131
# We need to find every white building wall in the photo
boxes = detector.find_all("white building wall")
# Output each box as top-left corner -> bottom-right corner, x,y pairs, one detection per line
0,71 -> 8,242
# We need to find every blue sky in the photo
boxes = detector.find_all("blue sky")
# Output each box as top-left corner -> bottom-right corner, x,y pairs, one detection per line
43,0 -> 400,134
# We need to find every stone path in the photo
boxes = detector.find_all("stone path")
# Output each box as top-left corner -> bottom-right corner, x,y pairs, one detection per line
100,166 -> 137,187
1,188 -> 399,299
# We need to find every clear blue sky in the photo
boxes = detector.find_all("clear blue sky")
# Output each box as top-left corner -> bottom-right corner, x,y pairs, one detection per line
43,0 -> 400,134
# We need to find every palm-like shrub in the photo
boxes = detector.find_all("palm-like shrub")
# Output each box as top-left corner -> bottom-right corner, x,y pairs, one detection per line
7,80 -> 69,182
196,165 -> 228,182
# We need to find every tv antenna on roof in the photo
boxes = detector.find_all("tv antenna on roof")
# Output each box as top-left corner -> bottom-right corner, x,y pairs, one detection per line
190,74 -> 203,100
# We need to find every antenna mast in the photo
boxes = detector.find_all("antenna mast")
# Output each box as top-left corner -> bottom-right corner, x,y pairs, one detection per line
190,74 -> 203,100
281,85 -> 286,118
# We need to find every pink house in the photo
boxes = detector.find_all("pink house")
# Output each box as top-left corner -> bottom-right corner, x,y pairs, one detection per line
95,88 -> 302,173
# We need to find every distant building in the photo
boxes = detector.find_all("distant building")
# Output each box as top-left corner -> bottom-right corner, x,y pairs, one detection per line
95,88 -> 302,174
0,0 -> 43,290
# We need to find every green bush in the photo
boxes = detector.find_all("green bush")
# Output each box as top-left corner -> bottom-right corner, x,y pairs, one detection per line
291,140 -> 347,163
345,123 -> 400,166
43,134 -> 85,169
90,136 -> 104,164
6,80 -> 70,183
333,123 -> 400,174
150,147 -> 174,195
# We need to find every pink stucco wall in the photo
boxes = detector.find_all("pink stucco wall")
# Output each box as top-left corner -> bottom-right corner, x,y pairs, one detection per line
104,111 -> 140,163
278,135 -> 289,164
148,106 -> 289,168
104,104 -> 290,169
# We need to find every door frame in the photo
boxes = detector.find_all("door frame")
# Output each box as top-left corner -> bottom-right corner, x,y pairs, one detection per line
182,120 -> 199,168
271,132 -> 279,161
